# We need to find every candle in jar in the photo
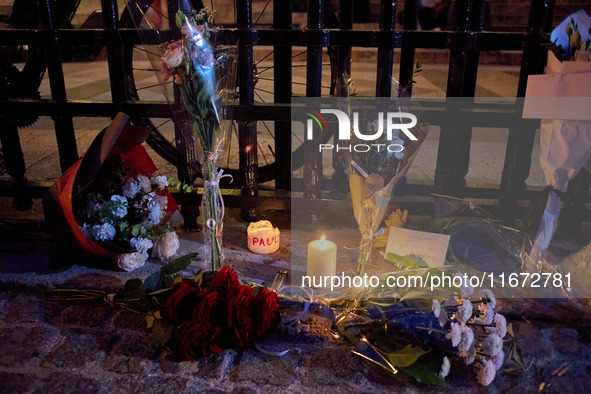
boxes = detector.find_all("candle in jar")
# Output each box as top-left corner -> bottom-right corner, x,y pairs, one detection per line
307,235 -> 337,279
247,220 -> 280,254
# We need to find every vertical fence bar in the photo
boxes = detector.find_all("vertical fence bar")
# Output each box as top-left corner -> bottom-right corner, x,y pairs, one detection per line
101,0 -> 127,103
433,0 -> 475,194
399,0 -> 417,95
237,0 -> 258,220
38,0 -> 78,172
274,0 -> 292,190
303,0 -> 324,220
0,55 -> 32,210
500,0 -> 555,220
376,0 -> 396,97
331,0 -> 353,185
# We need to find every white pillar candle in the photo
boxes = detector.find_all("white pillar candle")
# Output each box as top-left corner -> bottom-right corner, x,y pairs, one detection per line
307,235 -> 337,279
247,220 -> 280,254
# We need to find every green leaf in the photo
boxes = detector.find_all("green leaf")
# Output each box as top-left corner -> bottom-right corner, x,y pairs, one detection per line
400,361 -> 445,386
386,345 -> 430,368
162,253 -> 198,275
143,271 -> 165,292
384,253 -> 420,269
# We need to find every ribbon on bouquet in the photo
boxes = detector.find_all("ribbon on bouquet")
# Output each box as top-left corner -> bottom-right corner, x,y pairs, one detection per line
203,168 -> 233,230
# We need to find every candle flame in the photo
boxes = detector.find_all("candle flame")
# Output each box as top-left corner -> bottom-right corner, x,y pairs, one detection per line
320,235 -> 326,242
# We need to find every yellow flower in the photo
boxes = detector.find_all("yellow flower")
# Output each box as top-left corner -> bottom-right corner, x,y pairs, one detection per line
373,209 -> 408,248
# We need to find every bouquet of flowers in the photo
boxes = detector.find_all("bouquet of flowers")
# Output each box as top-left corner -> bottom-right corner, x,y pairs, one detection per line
524,10 -> 591,264
167,266 -> 281,360
50,265 -> 281,360
44,113 -> 181,271
127,0 -> 236,271
335,281 -> 508,386
74,156 -> 180,271
160,6 -> 235,271
346,96 -> 428,275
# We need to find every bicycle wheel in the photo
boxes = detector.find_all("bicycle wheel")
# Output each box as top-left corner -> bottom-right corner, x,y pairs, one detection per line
120,0 -> 341,184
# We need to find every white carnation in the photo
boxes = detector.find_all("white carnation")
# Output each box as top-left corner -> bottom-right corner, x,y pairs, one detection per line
477,359 -> 496,386
110,194 -> 128,218
122,177 -> 141,198
147,199 -> 163,226
151,175 -> 169,190
490,351 -> 504,370
138,175 -> 152,193
480,289 -> 496,308
439,356 -> 450,378
154,195 -> 168,211
458,325 -> 474,353
151,232 -> 180,260
432,299 -> 441,318
487,313 -> 507,338
478,303 -> 494,325
446,322 -> 462,347
483,333 -> 503,356
115,251 -> 148,272
92,223 -> 116,241
455,299 -> 473,325
130,237 -> 153,253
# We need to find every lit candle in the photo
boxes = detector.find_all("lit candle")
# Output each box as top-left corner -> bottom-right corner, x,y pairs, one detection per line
307,235 -> 337,279
247,220 -> 280,254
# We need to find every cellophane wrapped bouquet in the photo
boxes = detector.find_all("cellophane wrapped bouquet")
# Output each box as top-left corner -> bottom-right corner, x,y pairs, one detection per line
344,90 -> 428,275
127,0 -> 236,271
73,156 -> 180,271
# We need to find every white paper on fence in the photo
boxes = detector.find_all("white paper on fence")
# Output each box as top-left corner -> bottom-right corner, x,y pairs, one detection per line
523,53 -> 591,120
550,10 -> 591,54
529,119 -> 591,261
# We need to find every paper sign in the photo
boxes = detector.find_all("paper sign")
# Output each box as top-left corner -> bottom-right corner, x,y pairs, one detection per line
385,227 -> 450,268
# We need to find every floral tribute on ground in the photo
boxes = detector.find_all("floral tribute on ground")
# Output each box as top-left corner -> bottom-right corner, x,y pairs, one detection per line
43,113 -> 181,271
158,5 -> 236,271
50,264 -> 281,361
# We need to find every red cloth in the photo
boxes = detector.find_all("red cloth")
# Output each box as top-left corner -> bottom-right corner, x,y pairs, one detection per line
55,130 -> 179,257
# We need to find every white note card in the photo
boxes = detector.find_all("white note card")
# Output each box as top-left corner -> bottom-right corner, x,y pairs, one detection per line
385,227 -> 450,268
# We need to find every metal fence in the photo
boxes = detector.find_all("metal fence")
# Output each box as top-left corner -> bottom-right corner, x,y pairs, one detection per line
0,0 -> 588,227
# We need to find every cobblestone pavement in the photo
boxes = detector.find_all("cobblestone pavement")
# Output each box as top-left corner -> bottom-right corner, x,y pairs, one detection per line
1,209 -> 591,393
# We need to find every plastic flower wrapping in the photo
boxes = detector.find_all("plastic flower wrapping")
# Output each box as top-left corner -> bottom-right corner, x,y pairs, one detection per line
125,0 -> 237,271
345,95 -> 429,276
43,113 -> 181,271
524,10 -> 591,268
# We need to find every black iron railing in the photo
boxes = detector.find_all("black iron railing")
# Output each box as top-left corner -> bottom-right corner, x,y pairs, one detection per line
0,0 -> 589,226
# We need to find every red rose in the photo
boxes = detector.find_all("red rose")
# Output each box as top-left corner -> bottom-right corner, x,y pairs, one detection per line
174,321 -> 223,361
210,266 -> 240,295
252,287 -> 281,338
167,280 -> 201,322
191,289 -> 225,329
225,284 -> 254,347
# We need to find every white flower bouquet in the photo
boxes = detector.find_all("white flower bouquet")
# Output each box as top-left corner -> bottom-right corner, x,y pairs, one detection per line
44,113 -> 182,271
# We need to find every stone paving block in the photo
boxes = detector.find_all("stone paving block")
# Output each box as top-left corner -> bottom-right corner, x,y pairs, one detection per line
49,303 -> 112,328
3,292 -> 63,324
109,332 -> 156,359
0,324 -> 63,368
102,354 -> 154,374
35,372 -> 109,394
231,350 -> 304,387
41,330 -> 115,369
111,309 -> 151,333
0,371 -> 42,394
115,374 -> 197,394
303,346 -> 366,386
